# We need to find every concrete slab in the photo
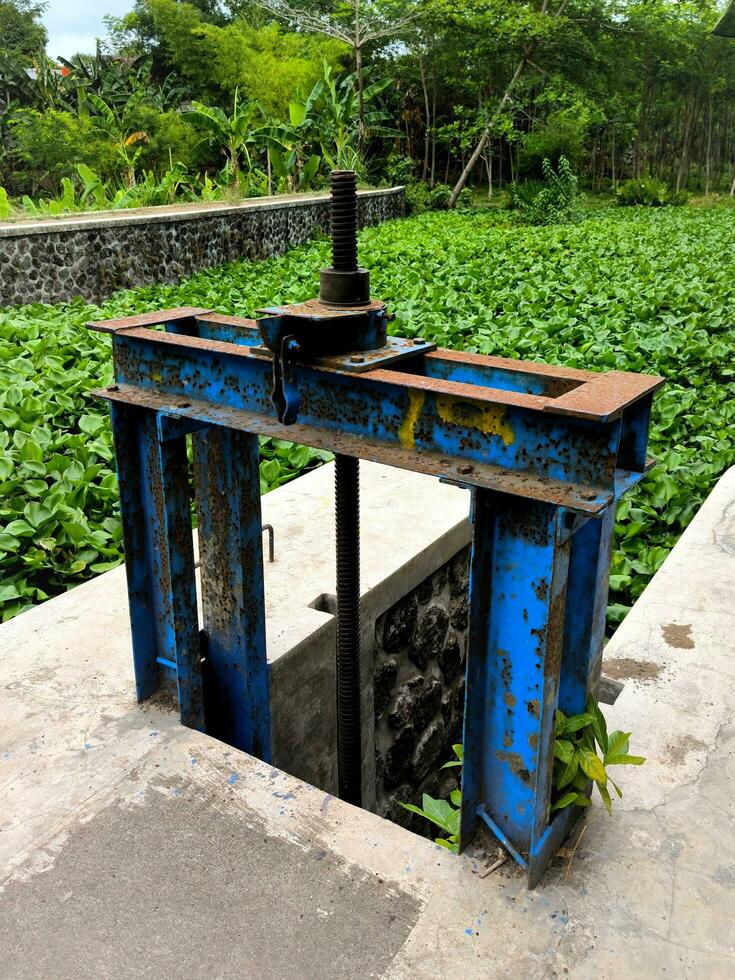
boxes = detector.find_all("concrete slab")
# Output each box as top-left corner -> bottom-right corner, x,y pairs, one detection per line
1,466 -> 734,978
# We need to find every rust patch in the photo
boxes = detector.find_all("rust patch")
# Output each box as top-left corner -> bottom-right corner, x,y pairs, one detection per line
504,692 -> 517,708
496,750 -> 531,784
661,623 -> 694,650
604,657 -> 662,682
528,732 -> 539,749
527,699 -> 540,717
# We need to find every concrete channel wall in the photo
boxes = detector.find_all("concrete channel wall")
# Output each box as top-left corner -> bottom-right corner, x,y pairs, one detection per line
0,186 -> 405,307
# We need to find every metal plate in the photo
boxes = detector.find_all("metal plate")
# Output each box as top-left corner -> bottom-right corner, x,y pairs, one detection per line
249,335 -> 437,373
256,298 -> 386,320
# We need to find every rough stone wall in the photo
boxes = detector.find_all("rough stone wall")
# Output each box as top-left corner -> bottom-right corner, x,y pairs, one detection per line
373,545 -> 470,839
0,188 -> 405,307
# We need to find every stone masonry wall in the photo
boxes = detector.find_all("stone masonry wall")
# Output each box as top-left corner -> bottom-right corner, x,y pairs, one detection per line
373,546 -> 470,839
0,187 -> 405,307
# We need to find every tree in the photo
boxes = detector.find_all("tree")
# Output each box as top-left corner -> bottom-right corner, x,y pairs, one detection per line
447,0 -> 569,207
0,1 -> 47,57
250,0 -> 420,145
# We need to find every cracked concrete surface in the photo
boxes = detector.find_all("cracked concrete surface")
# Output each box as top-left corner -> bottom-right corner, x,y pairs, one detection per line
1,466 -> 734,978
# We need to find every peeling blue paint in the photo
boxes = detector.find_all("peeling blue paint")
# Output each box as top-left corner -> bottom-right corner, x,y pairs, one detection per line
228,773 -> 239,785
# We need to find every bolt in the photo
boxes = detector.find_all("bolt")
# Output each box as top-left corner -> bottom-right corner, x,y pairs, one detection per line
350,355 -> 365,364
581,491 -> 597,501
458,464 -> 474,475
106,384 -> 119,392
177,401 -> 191,408
412,337 -> 425,345
330,170 -> 358,273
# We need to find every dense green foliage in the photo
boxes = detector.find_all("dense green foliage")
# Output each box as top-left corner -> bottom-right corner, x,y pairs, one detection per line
1,205 -> 733,622
616,177 -> 690,208
3,1 -> 735,215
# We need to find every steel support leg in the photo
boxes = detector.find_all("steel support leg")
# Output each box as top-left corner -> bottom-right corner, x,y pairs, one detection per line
192,427 -> 271,759
559,506 -> 616,714
459,490 -> 575,886
110,403 -> 203,731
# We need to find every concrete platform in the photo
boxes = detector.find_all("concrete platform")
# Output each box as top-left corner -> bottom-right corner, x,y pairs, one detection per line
2,466 -> 735,978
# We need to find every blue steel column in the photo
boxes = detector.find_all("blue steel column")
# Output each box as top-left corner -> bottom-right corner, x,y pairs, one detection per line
192,427 -> 272,760
460,490 -> 571,881
109,402 -> 203,731
559,506 -> 616,715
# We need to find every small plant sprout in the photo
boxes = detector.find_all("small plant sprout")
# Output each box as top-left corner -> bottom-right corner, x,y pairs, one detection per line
552,694 -> 645,815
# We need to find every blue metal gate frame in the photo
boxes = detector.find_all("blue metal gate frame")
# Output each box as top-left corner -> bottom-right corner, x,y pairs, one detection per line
90,305 -> 662,887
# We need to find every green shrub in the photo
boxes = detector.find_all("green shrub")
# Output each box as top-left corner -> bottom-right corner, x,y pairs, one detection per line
616,178 -> 688,207
511,156 -> 582,225
8,109 -> 119,195
125,106 -> 210,175
519,110 -> 588,177
384,153 -> 414,186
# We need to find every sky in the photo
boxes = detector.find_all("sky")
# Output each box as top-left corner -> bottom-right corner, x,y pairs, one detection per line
42,0 -> 136,61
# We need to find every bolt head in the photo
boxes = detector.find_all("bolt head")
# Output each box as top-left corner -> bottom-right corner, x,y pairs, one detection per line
350,355 -> 365,364
458,464 -> 474,475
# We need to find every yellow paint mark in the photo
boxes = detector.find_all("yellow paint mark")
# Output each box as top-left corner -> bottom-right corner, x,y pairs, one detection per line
436,394 -> 515,446
398,390 -> 426,449
151,370 -> 162,383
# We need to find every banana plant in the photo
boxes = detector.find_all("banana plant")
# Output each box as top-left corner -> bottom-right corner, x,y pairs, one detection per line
187,90 -> 276,185
289,62 -> 396,175
87,93 -> 148,187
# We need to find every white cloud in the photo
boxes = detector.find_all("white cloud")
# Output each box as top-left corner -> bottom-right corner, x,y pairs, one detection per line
42,0 -> 135,60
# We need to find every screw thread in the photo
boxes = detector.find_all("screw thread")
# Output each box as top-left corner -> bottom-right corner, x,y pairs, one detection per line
330,170 -> 358,273
335,453 -> 361,805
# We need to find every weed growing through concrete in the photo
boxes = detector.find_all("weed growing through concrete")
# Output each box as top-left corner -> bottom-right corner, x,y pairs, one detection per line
400,696 -> 645,851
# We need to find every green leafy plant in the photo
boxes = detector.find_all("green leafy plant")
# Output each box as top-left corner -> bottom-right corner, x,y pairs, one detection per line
400,744 -> 463,851
511,156 -> 582,225
552,695 -> 645,815
616,178 -> 688,208
187,89 -> 275,184
396,696 -> 644,853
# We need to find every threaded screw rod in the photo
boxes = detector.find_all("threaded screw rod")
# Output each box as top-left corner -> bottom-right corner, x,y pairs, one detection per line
335,453 -> 362,806
330,170 -> 358,273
